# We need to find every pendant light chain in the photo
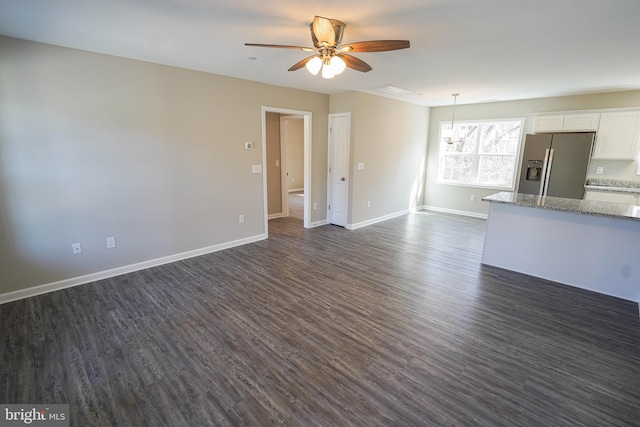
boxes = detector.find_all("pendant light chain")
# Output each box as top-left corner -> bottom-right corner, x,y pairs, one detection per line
450,93 -> 459,130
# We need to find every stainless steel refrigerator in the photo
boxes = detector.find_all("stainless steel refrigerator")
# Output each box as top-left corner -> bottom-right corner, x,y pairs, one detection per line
517,132 -> 595,199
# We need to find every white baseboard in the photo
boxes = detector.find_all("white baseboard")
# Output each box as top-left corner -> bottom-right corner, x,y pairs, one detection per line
346,209 -> 410,230
309,219 -> 328,228
268,212 -> 284,220
0,233 -> 268,305
288,188 -> 304,193
420,205 -> 488,219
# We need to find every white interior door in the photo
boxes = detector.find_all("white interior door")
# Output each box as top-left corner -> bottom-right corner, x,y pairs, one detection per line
328,113 -> 350,227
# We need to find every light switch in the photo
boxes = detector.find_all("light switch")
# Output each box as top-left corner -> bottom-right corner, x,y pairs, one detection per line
357,163 -> 365,170
252,164 -> 263,173
276,160 -> 280,167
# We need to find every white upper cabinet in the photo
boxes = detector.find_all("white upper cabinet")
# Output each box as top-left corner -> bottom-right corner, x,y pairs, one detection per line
592,111 -> 640,159
533,113 -> 600,132
562,113 -> 600,131
532,115 -> 565,132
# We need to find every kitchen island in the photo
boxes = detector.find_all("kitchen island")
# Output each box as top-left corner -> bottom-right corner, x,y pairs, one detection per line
482,192 -> 640,308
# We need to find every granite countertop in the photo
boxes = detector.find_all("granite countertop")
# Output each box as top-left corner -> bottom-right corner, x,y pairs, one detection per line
483,191 -> 640,221
584,178 -> 640,194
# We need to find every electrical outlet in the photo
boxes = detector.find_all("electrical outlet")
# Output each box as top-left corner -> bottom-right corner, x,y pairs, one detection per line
244,141 -> 253,150
596,166 -> 604,175
106,236 -> 116,249
238,214 -> 245,224
313,202 -> 317,210
71,243 -> 82,254
367,201 -> 371,208
470,195 -> 476,202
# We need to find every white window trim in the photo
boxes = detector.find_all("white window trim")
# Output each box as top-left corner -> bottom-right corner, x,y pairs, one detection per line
436,117 -> 525,191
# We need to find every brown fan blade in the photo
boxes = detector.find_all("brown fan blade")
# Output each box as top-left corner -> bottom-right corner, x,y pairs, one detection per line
339,40 -> 410,52
337,54 -> 372,73
311,16 -> 337,47
245,43 -> 314,52
288,55 -> 319,72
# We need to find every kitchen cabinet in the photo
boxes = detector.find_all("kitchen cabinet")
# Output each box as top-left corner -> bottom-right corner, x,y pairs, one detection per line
592,111 -> 640,159
533,115 -> 564,132
482,192 -> 640,302
584,191 -> 639,204
533,113 -> 600,133
562,113 -> 600,131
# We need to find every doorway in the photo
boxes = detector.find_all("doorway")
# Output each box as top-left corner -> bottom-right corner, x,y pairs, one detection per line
261,107 -> 312,233
281,115 -> 305,220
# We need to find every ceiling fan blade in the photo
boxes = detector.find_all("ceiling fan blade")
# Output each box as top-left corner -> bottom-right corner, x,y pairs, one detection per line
245,43 -> 314,52
337,54 -> 372,73
288,55 -> 319,71
311,16 -> 337,47
339,40 -> 410,52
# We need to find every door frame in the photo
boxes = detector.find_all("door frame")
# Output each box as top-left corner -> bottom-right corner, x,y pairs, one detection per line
327,112 -> 351,227
261,106 -> 312,232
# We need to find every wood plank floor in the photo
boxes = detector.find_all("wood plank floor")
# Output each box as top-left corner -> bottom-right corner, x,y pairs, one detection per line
2,212 -> 640,426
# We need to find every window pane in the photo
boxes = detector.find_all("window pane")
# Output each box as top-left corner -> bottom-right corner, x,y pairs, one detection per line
477,155 -> 516,187
441,154 -> 473,182
438,119 -> 523,189
442,124 -> 478,153
479,122 -> 521,155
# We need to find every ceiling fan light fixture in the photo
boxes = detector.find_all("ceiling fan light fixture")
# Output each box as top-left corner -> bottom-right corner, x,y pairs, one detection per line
329,56 -> 346,75
321,61 -> 336,79
246,16 -> 410,78
306,56 -> 323,75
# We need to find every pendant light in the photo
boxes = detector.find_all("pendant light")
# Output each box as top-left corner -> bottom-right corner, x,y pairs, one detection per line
443,93 -> 465,145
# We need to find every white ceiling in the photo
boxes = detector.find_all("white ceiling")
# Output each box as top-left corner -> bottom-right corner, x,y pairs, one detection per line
1,0 -> 639,107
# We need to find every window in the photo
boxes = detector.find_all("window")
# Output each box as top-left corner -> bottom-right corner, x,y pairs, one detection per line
437,119 -> 524,189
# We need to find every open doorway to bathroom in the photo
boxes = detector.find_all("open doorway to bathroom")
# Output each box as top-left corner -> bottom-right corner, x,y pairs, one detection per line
262,107 -> 311,232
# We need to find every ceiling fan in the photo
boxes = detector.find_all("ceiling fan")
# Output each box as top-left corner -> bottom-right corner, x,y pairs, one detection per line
245,16 -> 410,79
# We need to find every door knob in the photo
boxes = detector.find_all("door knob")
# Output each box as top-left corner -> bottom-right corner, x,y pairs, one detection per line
341,177 -> 346,181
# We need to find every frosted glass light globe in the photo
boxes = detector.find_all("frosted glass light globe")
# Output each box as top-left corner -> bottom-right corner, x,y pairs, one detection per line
305,57 -> 322,75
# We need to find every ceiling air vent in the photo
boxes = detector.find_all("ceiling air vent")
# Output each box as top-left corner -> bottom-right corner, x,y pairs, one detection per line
370,84 -> 413,95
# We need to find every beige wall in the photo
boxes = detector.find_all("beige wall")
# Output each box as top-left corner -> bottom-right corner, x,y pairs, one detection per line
284,118 -> 304,191
0,36 -> 329,294
7,34 -> 637,297
331,92 -> 429,226
424,90 -> 640,216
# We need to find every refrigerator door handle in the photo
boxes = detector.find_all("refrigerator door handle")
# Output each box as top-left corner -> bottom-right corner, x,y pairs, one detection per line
541,148 -> 555,197
538,148 -> 551,196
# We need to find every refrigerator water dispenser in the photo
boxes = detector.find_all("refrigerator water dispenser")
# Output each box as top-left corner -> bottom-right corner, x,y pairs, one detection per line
526,160 -> 543,181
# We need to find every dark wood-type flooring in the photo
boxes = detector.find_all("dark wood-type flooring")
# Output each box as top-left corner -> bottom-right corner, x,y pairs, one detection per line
2,212 -> 640,426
